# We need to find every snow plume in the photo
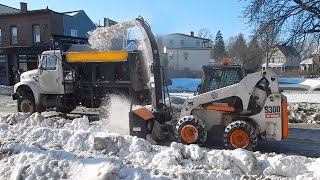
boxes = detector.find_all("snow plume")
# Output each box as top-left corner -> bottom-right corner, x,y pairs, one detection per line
88,19 -> 137,51
99,94 -> 141,135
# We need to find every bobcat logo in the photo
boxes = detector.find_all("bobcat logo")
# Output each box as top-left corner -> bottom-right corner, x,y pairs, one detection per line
211,92 -> 218,99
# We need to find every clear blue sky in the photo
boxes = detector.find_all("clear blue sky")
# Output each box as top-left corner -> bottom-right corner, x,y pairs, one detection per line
1,0 -> 252,40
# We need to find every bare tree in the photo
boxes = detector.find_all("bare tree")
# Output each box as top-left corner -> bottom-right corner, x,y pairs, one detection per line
242,0 -> 320,46
246,37 -> 264,71
197,28 -> 213,40
227,33 -> 248,65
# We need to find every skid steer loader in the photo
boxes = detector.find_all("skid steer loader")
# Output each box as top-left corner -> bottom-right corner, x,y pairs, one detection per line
129,17 -> 288,150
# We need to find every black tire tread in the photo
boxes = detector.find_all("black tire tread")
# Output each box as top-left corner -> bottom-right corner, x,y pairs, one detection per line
223,120 -> 258,150
175,115 -> 207,145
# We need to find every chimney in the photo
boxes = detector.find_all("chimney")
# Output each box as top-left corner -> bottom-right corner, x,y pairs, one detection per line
190,31 -> 194,37
20,2 -> 27,12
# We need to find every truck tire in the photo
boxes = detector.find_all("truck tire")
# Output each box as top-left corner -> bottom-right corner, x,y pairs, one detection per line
223,120 -> 258,150
175,115 -> 207,145
17,93 -> 35,114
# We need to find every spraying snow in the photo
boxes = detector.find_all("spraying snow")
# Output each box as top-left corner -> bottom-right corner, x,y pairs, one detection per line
99,94 -> 132,135
88,19 -> 137,51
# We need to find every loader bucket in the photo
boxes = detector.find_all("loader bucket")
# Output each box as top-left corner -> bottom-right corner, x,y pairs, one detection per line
129,107 -> 155,139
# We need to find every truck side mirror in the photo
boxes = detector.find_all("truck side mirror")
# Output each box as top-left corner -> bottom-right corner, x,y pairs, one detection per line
165,79 -> 172,86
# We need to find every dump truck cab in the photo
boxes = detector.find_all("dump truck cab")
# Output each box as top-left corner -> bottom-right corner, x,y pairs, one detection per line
12,48 -> 152,113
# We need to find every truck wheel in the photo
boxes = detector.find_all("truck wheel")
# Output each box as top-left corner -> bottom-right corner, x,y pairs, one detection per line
223,121 -> 258,150
175,115 -> 207,145
17,93 -> 35,114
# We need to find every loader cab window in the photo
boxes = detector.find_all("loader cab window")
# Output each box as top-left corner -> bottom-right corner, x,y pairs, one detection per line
203,68 -> 241,92
41,55 -> 57,70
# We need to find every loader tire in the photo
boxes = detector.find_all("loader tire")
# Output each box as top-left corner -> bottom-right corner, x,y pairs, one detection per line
17,93 -> 35,114
175,115 -> 207,145
223,121 -> 258,150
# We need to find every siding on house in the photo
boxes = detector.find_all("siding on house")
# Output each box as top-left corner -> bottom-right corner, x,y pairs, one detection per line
167,48 -> 211,71
63,10 -> 96,38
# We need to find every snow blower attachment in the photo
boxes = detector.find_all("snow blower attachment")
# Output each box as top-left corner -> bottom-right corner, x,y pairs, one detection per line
129,16 -> 289,150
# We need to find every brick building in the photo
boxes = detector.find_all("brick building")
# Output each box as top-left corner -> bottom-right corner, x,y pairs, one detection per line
0,2 -> 96,85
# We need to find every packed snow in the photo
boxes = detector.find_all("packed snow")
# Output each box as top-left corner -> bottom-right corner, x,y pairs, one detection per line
0,85 -> 13,96
0,112 -> 320,179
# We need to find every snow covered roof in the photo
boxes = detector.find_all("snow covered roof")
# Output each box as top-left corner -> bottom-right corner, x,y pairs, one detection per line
300,58 -> 313,65
261,62 -> 285,67
64,10 -> 81,16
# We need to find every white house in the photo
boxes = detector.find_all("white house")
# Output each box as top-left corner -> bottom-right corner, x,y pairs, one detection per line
161,32 -> 212,77
262,45 -> 301,73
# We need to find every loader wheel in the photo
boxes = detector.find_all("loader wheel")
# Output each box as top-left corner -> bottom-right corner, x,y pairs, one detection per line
223,121 -> 258,150
175,115 -> 207,145
17,93 -> 35,114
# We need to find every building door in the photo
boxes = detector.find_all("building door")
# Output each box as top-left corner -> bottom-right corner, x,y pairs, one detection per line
38,54 -> 59,93
0,55 -> 7,85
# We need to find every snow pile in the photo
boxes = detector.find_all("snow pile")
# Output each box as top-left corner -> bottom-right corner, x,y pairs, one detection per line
0,112 -> 320,179
288,103 -> 320,123
0,85 -> 13,96
88,20 -> 137,51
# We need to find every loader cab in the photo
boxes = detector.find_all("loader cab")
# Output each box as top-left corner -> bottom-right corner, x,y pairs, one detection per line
198,64 -> 246,94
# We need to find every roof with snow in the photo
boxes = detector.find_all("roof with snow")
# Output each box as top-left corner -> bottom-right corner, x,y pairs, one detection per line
63,10 -> 82,16
261,62 -> 285,67
300,58 -> 313,65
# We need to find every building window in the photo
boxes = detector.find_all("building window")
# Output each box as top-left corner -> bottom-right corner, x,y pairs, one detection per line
11,27 -> 18,44
18,55 -> 28,72
33,25 -> 41,43
169,39 -> 174,45
180,40 -> 184,46
196,41 -> 200,46
184,52 -> 188,60
0,55 -> 6,78
0,28 -> 2,45
71,29 -> 77,37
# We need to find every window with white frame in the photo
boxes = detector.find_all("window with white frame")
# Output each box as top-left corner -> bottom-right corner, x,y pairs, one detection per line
33,25 -> 41,43
11,27 -> 17,44
184,52 -> 188,60
180,40 -> 184,46
196,40 -> 200,47
71,29 -> 78,37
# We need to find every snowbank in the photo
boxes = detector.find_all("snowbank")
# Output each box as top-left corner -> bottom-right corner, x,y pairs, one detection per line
0,85 -> 13,96
0,112 -> 319,179
168,77 -> 320,92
